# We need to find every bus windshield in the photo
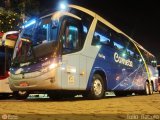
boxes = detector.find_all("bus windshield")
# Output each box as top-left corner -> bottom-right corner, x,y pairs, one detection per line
12,16 -> 58,66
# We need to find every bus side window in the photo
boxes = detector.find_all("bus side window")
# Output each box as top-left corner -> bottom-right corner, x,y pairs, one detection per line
92,21 -> 111,46
108,39 -> 114,47
150,56 -> 157,67
69,8 -> 94,49
92,35 -> 100,45
63,25 -> 78,50
117,33 -> 140,59
153,58 -> 157,67
61,18 -> 82,54
108,31 -> 126,51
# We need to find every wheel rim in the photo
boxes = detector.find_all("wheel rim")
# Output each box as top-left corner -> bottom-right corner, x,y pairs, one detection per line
93,79 -> 102,96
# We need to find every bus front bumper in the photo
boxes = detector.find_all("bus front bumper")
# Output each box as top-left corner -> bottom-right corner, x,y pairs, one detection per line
8,68 -> 61,91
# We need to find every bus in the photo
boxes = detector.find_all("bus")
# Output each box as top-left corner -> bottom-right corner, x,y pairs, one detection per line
0,31 -> 19,98
9,5 -> 158,100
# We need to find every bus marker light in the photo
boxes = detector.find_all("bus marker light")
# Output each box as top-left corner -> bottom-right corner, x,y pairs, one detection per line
80,71 -> 85,76
139,59 -> 142,62
49,63 -> 58,70
66,66 -> 76,73
61,67 -> 65,70
20,82 -> 29,87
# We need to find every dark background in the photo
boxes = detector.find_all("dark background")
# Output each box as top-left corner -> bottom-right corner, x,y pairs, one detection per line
1,0 -> 160,63
39,0 -> 160,63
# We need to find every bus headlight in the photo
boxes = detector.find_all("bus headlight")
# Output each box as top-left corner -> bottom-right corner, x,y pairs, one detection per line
49,63 -> 58,70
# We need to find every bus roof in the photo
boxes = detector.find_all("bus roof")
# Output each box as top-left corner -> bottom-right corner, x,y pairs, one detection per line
68,5 -> 155,57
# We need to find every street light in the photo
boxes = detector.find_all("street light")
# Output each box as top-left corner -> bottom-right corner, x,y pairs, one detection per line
60,3 -> 66,10
59,2 -> 68,10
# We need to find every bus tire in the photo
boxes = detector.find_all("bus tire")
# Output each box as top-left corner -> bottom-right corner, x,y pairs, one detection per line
13,91 -> 29,100
88,74 -> 105,100
149,82 -> 153,95
143,82 -> 150,95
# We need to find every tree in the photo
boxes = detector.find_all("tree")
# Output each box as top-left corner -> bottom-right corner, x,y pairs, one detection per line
0,7 -> 22,32
17,0 -> 40,17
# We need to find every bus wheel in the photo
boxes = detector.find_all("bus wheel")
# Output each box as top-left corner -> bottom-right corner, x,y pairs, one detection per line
88,74 -> 105,99
13,91 -> 29,100
144,82 -> 150,95
149,82 -> 153,95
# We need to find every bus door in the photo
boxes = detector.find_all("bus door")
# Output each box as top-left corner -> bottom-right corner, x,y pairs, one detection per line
60,17 -> 83,89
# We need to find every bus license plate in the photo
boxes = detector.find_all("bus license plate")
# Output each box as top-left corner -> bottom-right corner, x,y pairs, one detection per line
20,82 -> 29,87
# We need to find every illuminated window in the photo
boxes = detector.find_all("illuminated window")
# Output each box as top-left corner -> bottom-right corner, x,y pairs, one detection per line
65,26 -> 78,49
62,25 -> 80,54
92,21 -> 111,46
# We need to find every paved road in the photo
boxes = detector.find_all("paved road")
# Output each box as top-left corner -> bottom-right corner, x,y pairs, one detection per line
0,93 -> 160,120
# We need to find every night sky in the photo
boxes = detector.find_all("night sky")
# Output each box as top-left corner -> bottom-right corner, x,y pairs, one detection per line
1,0 -> 160,63
38,0 -> 160,62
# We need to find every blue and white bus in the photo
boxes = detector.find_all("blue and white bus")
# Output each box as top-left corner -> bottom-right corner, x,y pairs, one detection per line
9,5 -> 158,99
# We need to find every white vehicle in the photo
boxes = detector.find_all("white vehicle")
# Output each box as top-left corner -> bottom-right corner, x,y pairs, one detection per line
9,4 -> 158,100
0,31 -> 19,98
157,65 -> 160,93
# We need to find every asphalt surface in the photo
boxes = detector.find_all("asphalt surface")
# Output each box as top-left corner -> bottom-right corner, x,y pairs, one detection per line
0,93 -> 160,120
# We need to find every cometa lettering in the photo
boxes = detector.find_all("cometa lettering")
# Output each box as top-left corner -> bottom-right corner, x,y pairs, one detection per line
114,52 -> 133,67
